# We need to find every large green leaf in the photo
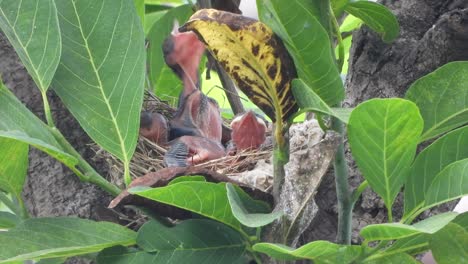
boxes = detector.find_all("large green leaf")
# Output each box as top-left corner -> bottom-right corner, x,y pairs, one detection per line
130,181 -> 242,232
147,4 -> 192,96
292,79 -> 350,123
404,126 -> 468,217
144,10 -> 166,36
360,212 -> 458,241
0,217 -> 136,263
423,158 -> 468,210
385,234 -> 430,256
344,1 -> 399,43
348,99 -> 423,209
136,219 -> 245,262
52,0 -> 145,164
364,253 -> 419,264
253,241 -> 361,263
405,61 -> 468,142
0,0 -> 61,92
430,223 -> 468,264
453,212 -> 468,231
0,211 -> 19,229
0,137 -> 28,199
0,84 -> 77,168
258,0 -> 344,107
226,183 -> 281,228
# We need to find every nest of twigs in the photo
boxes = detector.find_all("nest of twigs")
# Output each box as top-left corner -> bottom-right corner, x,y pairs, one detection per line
90,91 -> 273,188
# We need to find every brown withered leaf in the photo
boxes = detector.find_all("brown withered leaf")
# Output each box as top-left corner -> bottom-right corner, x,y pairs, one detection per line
180,9 -> 298,123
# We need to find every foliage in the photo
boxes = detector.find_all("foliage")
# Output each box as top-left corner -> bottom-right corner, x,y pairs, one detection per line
0,0 -> 467,263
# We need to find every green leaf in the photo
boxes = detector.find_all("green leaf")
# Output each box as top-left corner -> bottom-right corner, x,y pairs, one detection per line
405,61 -> 468,142
144,10 -> 166,36
339,14 -> 362,33
0,211 -> 19,229
258,0 -> 344,106
385,234 -> 430,256
133,0 -> 145,26
292,79 -> 350,123
0,84 -> 77,168
331,0 -> 349,17
136,219 -> 245,262
52,0 -> 145,165
167,175 -> 206,185
147,4 -> 192,95
0,0 -> 61,92
348,99 -> 423,209
423,158 -> 468,211
0,217 -> 136,263
253,241 -> 361,263
404,126 -> 468,217
0,130 -> 77,170
97,246 -> 156,264
226,183 -> 281,228
344,1 -> 399,43
130,182 -> 242,232
364,253 -> 419,264
360,212 -> 458,241
0,137 -> 28,198
430,223 -> 468,264
452,212 -> 468,231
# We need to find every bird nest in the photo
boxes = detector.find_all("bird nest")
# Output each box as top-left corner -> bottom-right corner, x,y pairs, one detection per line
90,91 -> 273,189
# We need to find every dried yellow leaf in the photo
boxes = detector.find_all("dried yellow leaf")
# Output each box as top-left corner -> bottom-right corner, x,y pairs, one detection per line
180,9 -> 297,123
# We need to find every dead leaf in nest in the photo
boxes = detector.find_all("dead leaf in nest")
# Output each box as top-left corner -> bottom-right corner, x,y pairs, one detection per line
109,167 -> 273,220
180,9 -> 298,123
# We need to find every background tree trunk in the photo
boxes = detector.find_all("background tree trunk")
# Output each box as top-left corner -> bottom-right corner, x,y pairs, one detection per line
307,0 -> 468,243
0,30 -> 116,227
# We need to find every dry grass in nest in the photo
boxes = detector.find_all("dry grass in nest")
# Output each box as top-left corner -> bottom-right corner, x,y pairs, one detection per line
90,91 -> 273,187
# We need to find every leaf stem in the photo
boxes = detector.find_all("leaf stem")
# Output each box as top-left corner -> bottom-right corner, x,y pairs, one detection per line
330,7 -> 345,72
272,122 -> 288,204
40,91 -> 55,128
124,162 -> 131,187
386,204 -> 393,222
49,127 -> 121,196
351,180 -> 369,205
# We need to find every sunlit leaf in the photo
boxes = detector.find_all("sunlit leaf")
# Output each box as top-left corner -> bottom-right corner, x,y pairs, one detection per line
404,126 -> 468,217
361,212 -> 458,241
0,217 -> 136,263
0,138 -> 28,199
0,0 -> 61,92
52,0 -> 145,166
348,99 -> 423,209
344,1 -> 399,42
136,219 -> 245,262
423,158 -> 468,211
405,61 -> 468,142
181,9 -> 298,122
253,241 -> 361,263
258,0 -> 344,107
0,211 -> 19,229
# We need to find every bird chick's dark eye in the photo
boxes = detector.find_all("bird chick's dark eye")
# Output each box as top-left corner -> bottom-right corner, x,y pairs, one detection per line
162,37 -> 174,57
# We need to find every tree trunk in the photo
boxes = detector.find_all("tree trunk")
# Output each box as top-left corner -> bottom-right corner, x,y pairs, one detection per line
0,31 -> 116,224
307,0 -> 468,243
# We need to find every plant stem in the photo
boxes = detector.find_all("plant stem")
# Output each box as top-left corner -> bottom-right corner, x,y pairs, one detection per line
332,117 -> 352,245
386,204 -> 393,222
272,123 -> 289,204
50,127 -> 121,196
124,162 -> 131,187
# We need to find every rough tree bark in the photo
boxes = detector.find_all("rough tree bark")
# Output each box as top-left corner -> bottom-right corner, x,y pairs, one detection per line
0,31 -> 116,263
307,0 -> 468,243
